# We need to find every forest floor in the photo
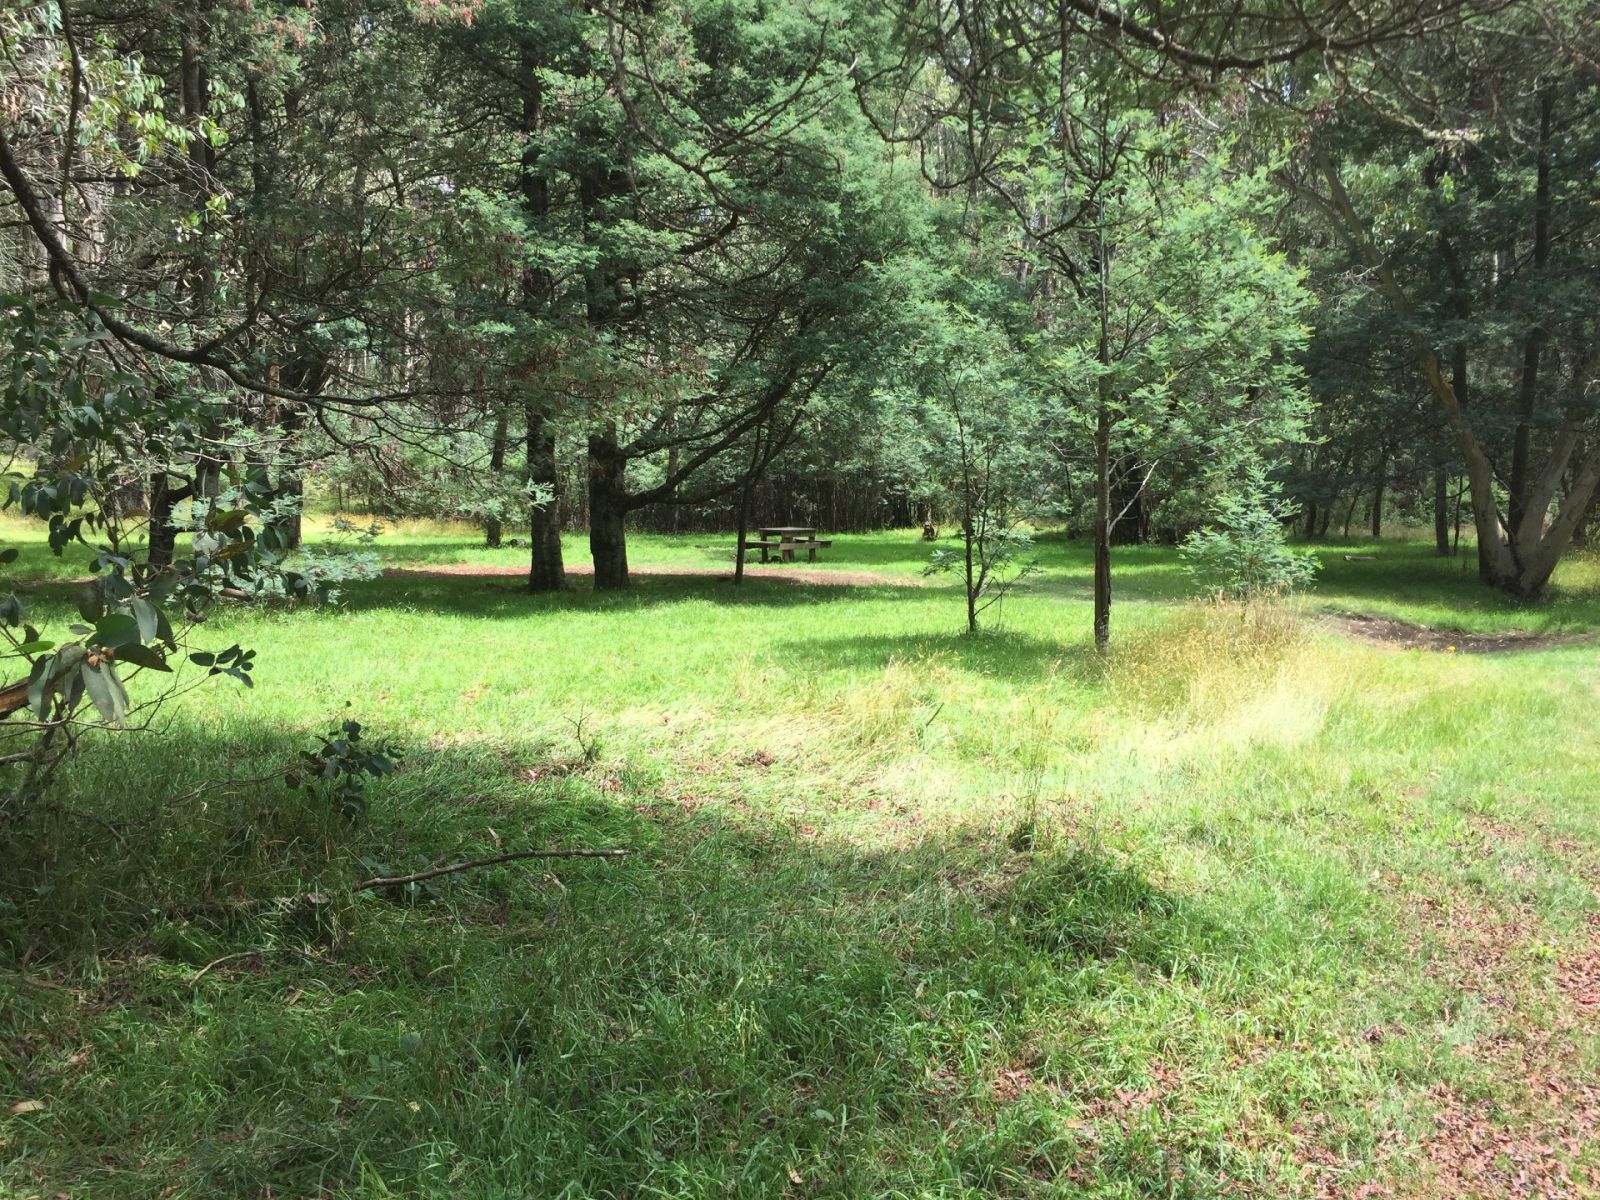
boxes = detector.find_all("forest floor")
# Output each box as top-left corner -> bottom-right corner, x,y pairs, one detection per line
3,522 -> 1599,1199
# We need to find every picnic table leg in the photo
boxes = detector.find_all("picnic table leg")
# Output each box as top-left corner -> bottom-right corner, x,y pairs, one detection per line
807,544 -> 817,563
760,544 -> 769,564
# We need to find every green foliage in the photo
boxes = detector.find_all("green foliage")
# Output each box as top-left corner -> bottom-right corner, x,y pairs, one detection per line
1181,487 -> 1320,600
286,719 -> 399,821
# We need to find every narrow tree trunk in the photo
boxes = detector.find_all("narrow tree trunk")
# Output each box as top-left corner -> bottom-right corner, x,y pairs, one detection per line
1093,402 -> 1111,653
526,408 -> 564,592
732,429 -> 768,587
1369,451 -> 1386,539
588,426 -> 629,590
1092,198 -> 1112,653
1433,469 -> 1451,556
733,488 -> 752,586
485,409 -> 508,548
963,509 -> 978,634
665,444 -> 681,535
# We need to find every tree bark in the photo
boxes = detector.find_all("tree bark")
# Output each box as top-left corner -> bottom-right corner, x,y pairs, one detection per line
1093,402 -> 1111,653
1092,198 -> 1112,653
526,408 -> 564,592
1369,449 -> 1386,539
147,473 -> 181,568
588,426 -> 629,590
485,409 -> 508,548
732,428 -> 767,586
1433,469 -> 1451,556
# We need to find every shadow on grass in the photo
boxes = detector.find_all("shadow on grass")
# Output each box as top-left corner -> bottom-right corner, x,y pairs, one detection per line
1304,538 -> 1600,630
342,571 -> 923,617
773,627 -> 1083,684
372,530 -> 943,575
0,569 -> 927,632
1,727 -> 1256,1200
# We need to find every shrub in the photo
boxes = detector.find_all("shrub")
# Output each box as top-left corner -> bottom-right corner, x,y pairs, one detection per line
1180,489 -> 1318,600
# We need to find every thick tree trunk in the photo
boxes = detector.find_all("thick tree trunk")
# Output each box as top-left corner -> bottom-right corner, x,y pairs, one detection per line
278,470 -> 304,551
273,399 -> 308,551
525,408 -> 564,592
147,474 -> 181,568
588,426 -> 629,590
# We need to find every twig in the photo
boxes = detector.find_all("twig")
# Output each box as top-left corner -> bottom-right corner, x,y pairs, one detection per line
354,848 -> 629,892
187,950 -> 262,987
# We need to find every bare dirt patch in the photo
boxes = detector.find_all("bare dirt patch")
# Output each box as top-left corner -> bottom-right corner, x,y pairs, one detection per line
1324,613 -> 1596,654
384,562 -> 914,588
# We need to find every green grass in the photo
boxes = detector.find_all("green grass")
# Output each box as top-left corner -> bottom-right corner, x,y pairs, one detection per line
3,521 -> 1599,1198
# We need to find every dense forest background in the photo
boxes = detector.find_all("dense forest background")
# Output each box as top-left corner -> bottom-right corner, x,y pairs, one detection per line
4,0 -> 1596,591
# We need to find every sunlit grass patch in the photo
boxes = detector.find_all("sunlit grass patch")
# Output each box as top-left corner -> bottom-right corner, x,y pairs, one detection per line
3,527 -> 1599,1198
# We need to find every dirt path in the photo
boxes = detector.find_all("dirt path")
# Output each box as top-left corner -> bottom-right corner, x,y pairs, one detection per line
1325,612 -> 1598,654
384,562 -> 918,588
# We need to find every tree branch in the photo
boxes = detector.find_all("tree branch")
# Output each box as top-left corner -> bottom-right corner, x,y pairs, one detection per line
354,847 -> 630,891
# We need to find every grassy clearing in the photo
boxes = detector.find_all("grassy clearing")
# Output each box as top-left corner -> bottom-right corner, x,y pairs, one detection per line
2,523 -> 1598,1198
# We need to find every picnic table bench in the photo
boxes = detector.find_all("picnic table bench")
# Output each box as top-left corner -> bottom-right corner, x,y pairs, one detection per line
738,526 -> 833,563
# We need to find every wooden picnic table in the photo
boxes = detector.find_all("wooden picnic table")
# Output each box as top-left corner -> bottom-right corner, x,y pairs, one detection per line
741,526 -> 833,564
758,526 -> 817,538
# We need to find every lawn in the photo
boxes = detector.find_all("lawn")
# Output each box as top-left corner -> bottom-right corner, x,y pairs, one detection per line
2,522 -> 1598,1198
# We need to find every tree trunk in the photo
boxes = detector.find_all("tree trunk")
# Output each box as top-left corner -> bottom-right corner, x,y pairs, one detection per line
665,443 -> 680,535
1369,451 -> 1386,539
732,428 -> 769,586
526,408 -> 564,592
733,487 -> 751,586
272,393 -> 309,551
1093,402 -> 1111,653
147,473 -> 181,568
1109,466 -> 1148,545
485,409 -> 509,548
1508,85 -> 1554,536
1433,469 -> 1451,556
588,426 -> 629,590
278,466 -> 304,550
1092,199 -> 1112,653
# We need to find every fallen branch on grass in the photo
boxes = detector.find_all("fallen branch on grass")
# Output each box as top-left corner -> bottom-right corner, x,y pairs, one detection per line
188,949 -> 263,987
354,847 -> 630,892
